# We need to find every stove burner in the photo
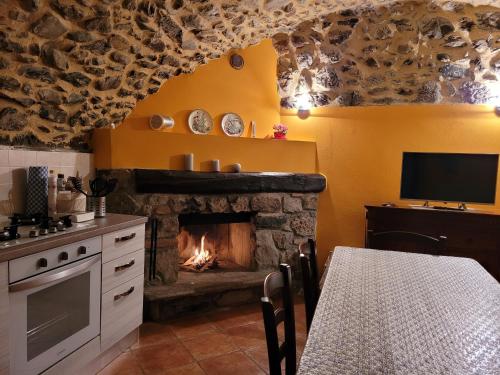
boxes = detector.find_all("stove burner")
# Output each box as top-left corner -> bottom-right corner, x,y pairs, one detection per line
9,213 -> 42,226
0,226 -> 20,241
2,214 -> 74,243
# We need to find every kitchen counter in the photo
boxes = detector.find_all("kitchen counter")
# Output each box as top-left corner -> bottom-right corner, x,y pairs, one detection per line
0,214 -> 148,263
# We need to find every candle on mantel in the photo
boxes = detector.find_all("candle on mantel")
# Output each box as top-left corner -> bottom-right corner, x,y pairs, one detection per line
211,159 -> 220,172
185,153 -> 194,171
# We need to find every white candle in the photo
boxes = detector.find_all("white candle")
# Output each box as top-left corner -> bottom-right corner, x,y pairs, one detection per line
185,154 -> 194,171
211,159 -> 220,172
232,163 -> 241,173
251,121 -> 256,138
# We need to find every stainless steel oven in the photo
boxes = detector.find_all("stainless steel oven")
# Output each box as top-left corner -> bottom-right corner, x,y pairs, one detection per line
9,248 -> 101,375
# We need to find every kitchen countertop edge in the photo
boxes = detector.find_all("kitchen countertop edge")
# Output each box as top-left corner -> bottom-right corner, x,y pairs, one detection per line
0,213 -> 148,263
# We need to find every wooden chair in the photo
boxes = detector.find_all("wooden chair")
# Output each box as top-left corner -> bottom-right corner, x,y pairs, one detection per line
366,230 -> 447,256
261,263 -> 296,375
299,239 -> 320,333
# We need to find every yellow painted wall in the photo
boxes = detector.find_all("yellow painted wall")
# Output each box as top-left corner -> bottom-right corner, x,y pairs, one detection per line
93,40 -> 317,173
121,39 -> 281,138
94,38 -> 500,268
93,129 -> 318,172
283,104 -> 500,266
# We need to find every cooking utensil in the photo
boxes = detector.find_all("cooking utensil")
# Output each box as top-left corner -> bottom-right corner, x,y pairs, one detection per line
90,177 -> 107,197
100,178 -> 117,197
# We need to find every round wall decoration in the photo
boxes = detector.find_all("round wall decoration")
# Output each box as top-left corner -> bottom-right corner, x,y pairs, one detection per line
221,113 -> 244,137
229,54 -> 244,70
188,109 -> 213,135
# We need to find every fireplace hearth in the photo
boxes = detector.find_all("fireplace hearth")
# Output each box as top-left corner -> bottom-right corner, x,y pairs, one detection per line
99,169 -> 326,320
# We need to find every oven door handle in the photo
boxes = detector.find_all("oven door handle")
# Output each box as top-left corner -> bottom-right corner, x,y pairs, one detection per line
9,255 -> 101,293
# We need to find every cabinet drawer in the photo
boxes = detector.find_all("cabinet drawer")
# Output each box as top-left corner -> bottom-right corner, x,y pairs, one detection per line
102,249 -> 144,294
9,237 -> 101,283
102,225 -> 145,263
101,275 -> 143,351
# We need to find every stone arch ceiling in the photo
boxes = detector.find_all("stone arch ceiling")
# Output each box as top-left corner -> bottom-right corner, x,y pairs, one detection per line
0,0 -> 498,151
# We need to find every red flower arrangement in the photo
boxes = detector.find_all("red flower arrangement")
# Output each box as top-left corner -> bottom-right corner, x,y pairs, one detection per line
273,124 -> 288,140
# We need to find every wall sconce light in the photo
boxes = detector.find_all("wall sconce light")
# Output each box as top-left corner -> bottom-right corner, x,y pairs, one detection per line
150,114 -> 174,130
296,93 -> 312,119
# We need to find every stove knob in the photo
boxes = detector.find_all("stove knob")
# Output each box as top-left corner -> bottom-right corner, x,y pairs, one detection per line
57,222 -> 66,231
29,230 -> 39,238
39,228 -> 49,236
78,246 -> 87,255
38,258 -> 48,268
59,251 -> 69,261
49,226 -> 58,234
61,216 -> 72,228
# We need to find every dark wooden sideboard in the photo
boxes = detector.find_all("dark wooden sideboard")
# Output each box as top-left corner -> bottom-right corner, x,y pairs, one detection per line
365,205 -> 500,281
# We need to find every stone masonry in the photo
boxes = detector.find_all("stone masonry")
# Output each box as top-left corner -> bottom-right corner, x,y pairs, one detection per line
99,169 -> 320,284
274,1 -> 500,108
0,1 -> 498,150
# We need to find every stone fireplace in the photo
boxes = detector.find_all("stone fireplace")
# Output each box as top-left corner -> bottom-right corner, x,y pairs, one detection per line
99,169 -> 326,320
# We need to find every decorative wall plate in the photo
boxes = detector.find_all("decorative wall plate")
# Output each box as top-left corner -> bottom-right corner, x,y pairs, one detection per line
221,113 -> 244,137
188,109 -> 213,135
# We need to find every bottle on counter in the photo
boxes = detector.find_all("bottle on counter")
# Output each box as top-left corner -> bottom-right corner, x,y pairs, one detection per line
57,174 -> 65,192
48,170 -> 57,217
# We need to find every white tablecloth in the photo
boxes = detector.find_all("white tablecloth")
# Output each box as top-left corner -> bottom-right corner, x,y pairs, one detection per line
298,247 -> 500,375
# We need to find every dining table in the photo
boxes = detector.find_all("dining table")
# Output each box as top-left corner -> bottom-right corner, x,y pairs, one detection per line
298,246 -> 500,375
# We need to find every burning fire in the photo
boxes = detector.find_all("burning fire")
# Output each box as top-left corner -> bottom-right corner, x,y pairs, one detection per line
192,235 -> 211,267
182,234 -> 218,271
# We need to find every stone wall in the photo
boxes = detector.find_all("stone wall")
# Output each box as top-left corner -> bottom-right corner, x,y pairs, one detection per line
274,1 -> 500,108
0,1 -> 498,150
99,169 -> 319,284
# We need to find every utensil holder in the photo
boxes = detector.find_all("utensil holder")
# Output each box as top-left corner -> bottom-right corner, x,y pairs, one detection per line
88,196 -> 106,218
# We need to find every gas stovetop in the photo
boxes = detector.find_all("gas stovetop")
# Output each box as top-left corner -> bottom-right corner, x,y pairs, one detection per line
0,214 -> 96,249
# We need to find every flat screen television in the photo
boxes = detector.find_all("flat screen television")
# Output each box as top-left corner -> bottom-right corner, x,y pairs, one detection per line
400,152 -> 499,204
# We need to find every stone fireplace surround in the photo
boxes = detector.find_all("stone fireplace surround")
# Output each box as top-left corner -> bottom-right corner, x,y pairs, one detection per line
99,169 -> 326,319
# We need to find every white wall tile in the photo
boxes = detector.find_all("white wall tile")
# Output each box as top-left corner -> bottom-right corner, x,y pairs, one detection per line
0,183 -> 12,227
9,150 -> 37,167
0,167 -> 12,185
0,149 -> 94,219
0,150 -> 9,167
35,151 -> 51,167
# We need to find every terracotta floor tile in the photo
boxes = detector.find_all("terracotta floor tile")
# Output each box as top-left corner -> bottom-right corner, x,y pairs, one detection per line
163,362 -> 206,375
133,341 -> 194,374
167,315 -> 218,339
207,303 -> 263,330
245,345 -> 271,373
182,331 -> 238,361
246,340 -> 303,374
132,322 -> 178,349
199,351 -> 265,375
102,298 -> 309,374
97,352 -> 143,375
224,321 -> 267,350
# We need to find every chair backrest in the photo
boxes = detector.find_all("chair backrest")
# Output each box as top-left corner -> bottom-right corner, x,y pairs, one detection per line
299,239 -> 320,333
261,263 -> 296,375
366,230 -> 447,255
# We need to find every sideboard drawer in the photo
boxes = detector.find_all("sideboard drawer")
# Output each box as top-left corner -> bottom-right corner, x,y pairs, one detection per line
102,225 -> 145,263
101,275 -> 143,351
102,249 -> 144,294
